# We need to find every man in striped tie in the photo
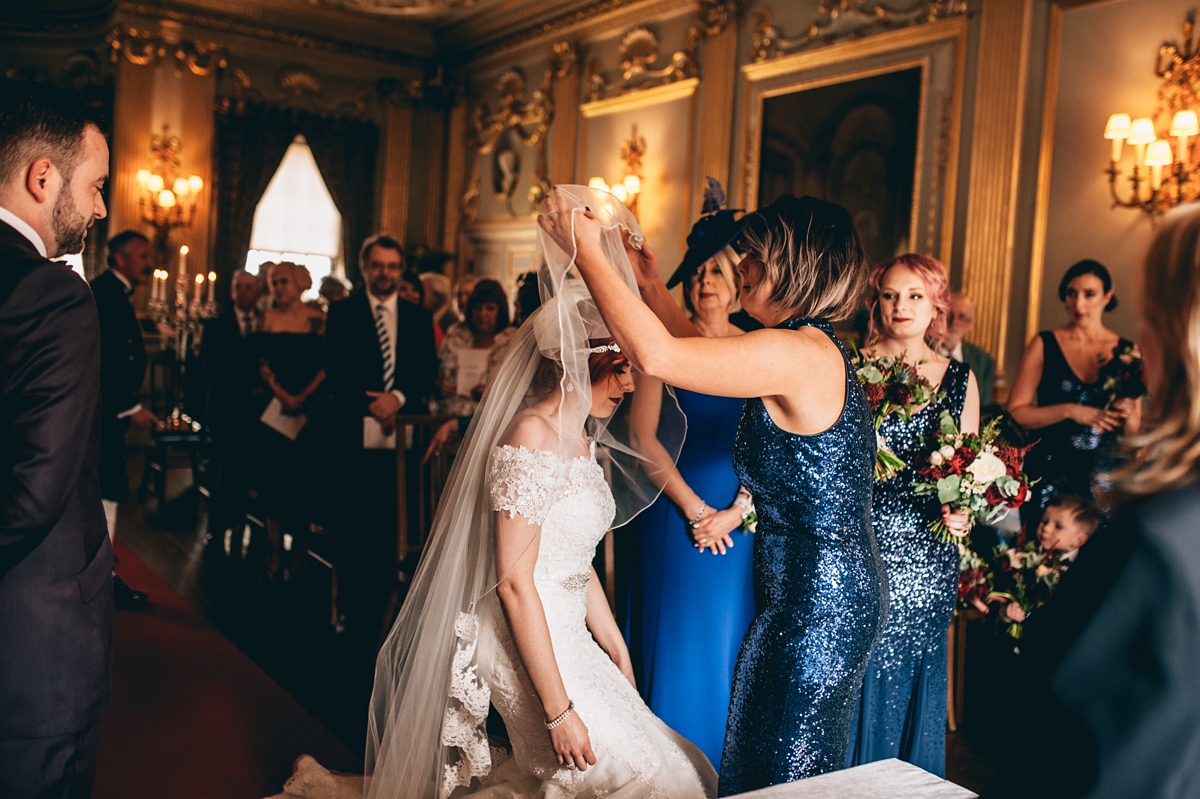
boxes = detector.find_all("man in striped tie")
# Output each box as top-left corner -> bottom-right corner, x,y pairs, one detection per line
325,233 -> 437,666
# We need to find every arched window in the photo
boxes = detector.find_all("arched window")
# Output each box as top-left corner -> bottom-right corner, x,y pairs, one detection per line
246,135 -> 342,299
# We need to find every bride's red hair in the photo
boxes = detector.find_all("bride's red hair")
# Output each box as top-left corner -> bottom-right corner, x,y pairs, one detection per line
588,337 -> 630,383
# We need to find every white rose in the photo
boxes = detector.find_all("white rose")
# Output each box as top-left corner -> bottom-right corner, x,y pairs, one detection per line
930,451 -> 945,467
938,445 -> 956,460
966,451 -> 1007,484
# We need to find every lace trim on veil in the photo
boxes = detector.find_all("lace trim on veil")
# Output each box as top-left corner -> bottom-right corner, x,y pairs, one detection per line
441,613 -> 492,797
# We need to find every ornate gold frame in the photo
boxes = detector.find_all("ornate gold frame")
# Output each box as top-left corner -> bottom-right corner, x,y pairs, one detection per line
737,17 -> 967,262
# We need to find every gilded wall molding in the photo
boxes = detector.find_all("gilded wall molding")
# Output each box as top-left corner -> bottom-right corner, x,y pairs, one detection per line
115,1 -> 425,68
584,26 -> 699,102
106,23 -> 228,75
696,0 -> 738,37
750,0 -> 967,62
216,67 -> 370,118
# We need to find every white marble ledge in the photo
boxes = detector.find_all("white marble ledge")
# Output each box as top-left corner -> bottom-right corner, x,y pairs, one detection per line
729,759 -> 978,799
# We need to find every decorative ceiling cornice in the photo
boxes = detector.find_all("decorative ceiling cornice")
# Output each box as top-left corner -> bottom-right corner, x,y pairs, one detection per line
0,1 -> 116,37
115,0 -> 430,66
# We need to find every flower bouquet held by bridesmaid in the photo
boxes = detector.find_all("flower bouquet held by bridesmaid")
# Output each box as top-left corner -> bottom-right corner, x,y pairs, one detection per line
851,346 -> 943,481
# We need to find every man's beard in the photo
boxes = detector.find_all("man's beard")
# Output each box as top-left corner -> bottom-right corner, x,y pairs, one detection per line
50,188 -> 90,258
371,279 -> 397,297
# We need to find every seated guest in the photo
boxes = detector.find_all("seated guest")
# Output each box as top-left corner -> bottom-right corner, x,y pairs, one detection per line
942,291 -> 995,406
202,269 -> 263,553
254,261 -> 326,579
997,205 -> 1200,799
448,274 -> 477,332
436,278 -> 513,416
93,230 -> 160,607
325,234 -> 436,663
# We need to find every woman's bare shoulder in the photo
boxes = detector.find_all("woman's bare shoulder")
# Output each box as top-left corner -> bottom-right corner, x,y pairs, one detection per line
500,410 -> 560,451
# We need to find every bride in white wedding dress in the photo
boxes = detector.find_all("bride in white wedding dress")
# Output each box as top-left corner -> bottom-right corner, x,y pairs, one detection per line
271,187 -> 715,799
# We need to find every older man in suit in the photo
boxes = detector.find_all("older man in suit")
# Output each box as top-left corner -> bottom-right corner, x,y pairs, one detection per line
92,230 -> 159,606
325,233 -> 437,661
0,83 -> 113,799
944,291 -> 996,406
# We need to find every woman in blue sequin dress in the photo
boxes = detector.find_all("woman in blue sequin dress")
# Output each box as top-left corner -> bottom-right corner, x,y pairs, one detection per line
1008,260 -> 1142,524
539,190 -> 886,795
845,255 -> 979,777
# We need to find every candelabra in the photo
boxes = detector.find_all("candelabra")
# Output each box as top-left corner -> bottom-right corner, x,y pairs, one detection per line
147,245 -> 218,432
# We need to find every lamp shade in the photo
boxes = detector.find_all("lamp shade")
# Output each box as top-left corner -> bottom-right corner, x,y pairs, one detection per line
158,189 -> 176,208
173,177 -> 190,196
587,176 -> 608,191
1105,113 -> 1132,139
612,183 -> 628,201
136,169 -> 151,186
623,174 -> 641,195
147,174 -> 164,192
188,175 -> 204,193
1171,110 -> 1200,138
1128,117 -> 1157,145
1145,139 -> 1173,166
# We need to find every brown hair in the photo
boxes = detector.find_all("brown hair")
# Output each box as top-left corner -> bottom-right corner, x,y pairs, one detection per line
1044,494 -> 1101,537
588,337 -> 630,384
1113,205 -> 1200,495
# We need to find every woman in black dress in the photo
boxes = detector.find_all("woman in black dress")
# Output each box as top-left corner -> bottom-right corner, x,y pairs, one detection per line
1008,260 -> 1141,522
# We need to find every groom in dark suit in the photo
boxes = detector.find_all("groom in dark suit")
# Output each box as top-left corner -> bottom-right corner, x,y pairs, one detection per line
325,233 -> 437,658
0,84 -> 114,798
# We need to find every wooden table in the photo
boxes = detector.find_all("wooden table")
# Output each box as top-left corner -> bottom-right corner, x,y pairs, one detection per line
730,759 -> 977,799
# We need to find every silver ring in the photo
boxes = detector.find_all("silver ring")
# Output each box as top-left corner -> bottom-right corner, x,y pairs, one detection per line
546,211 -> 558,218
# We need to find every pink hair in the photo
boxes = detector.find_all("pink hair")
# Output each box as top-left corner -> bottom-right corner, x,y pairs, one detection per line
865,254 -> 951,349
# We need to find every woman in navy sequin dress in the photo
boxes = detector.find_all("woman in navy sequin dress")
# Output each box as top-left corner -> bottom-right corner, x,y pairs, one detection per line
538,190 -> 886,795
845,255 -> 979,777
1008,260 -> 1142,524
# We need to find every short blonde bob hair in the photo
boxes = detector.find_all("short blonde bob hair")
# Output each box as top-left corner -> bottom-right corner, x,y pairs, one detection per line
682,245 -> 742,315
738,195 -> 869,322
1115,204 -> 1200,496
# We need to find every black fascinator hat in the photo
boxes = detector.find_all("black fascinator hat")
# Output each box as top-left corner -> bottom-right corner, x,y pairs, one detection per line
666,177 -> 745,289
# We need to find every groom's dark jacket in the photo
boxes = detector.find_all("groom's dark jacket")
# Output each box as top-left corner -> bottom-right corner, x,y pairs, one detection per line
0,219 -> 114,738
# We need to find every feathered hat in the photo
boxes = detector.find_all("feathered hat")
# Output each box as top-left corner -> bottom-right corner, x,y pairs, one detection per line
666,177 -> 745,289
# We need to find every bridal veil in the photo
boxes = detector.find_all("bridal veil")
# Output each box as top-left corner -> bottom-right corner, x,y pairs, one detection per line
364,186 -> 685,799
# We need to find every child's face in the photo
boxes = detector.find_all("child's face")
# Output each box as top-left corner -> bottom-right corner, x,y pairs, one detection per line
1037,505 -> 1091,552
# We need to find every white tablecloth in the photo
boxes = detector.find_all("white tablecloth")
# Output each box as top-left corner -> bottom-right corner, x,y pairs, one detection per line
729,759 -> 978,799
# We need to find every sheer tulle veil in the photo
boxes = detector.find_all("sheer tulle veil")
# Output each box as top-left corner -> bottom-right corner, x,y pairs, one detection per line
364,186 -> 686,799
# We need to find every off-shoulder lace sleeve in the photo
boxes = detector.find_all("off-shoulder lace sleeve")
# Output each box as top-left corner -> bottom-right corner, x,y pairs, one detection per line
489,445 -> 564,526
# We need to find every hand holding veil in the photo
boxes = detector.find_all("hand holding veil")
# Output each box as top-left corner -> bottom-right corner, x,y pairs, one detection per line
365,186 -> 686,799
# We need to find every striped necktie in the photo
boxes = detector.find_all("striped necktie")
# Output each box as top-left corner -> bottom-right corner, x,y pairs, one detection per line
375,304 -> 394,392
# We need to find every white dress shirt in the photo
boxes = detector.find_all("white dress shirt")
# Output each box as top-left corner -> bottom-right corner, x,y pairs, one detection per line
0,205 -> 48,258
367,291 -> 407,408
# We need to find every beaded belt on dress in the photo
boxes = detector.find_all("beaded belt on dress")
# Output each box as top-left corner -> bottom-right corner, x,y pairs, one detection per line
561,573 -> 589,592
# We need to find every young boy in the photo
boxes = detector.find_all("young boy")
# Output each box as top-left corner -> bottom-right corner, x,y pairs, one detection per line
996,494 -> 1101,623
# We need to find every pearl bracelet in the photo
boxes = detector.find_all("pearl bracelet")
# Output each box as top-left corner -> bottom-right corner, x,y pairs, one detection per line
687,502 -> 708,528
546,700 -> 576,730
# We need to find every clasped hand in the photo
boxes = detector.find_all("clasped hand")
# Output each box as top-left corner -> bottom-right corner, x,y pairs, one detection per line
690,505 -> 741,555
366,390 -> 401,432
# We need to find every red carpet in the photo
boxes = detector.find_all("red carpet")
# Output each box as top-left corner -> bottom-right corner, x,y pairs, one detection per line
94,541 -> 361,798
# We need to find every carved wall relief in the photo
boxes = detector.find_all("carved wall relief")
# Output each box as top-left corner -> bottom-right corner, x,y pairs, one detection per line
107,22 -> 229,76
585,26 -> 699,102
750,0 -> 967,62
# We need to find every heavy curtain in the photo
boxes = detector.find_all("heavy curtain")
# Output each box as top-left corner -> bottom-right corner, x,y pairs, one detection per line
213,102 -> 379,287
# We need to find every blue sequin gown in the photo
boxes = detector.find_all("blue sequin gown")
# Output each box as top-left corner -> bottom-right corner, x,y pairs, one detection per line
719,318 -> 886,796
845,359 -> 969,777
637,389 -> 757,772
1020,331 -> 1133,525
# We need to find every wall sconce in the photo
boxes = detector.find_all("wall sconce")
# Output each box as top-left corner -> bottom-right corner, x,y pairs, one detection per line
1105,15 -> 1200,215
137,125 -> 204,254
588,124 -> 646,219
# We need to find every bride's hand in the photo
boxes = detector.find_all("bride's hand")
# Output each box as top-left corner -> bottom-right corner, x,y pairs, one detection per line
537,188 -> 602,261
621,229 -> 659,288
548,711 -> 597,772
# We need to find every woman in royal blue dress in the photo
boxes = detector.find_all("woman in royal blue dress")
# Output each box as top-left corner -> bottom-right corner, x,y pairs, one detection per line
628,189 -> 757,771
539,190 -> 886,794
845,254 -> 979,776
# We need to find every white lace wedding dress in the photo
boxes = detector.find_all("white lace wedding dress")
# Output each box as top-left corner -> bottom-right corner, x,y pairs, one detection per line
461,443 -> 717,799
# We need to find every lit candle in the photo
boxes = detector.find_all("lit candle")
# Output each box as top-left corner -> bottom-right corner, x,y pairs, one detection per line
179,245 -> 189,283
194,273 -> 204,303
207,271 -> 216,304
153,270 -> 162,301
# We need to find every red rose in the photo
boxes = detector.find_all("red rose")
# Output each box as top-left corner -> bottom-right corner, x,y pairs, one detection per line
984,485 -> 1005,507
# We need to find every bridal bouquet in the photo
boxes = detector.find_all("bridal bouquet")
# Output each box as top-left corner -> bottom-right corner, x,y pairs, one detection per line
1100,342 -> 1147,403
850,346 -> 944,481
986,536 -> 1074,639
913,411 -> 1037,543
